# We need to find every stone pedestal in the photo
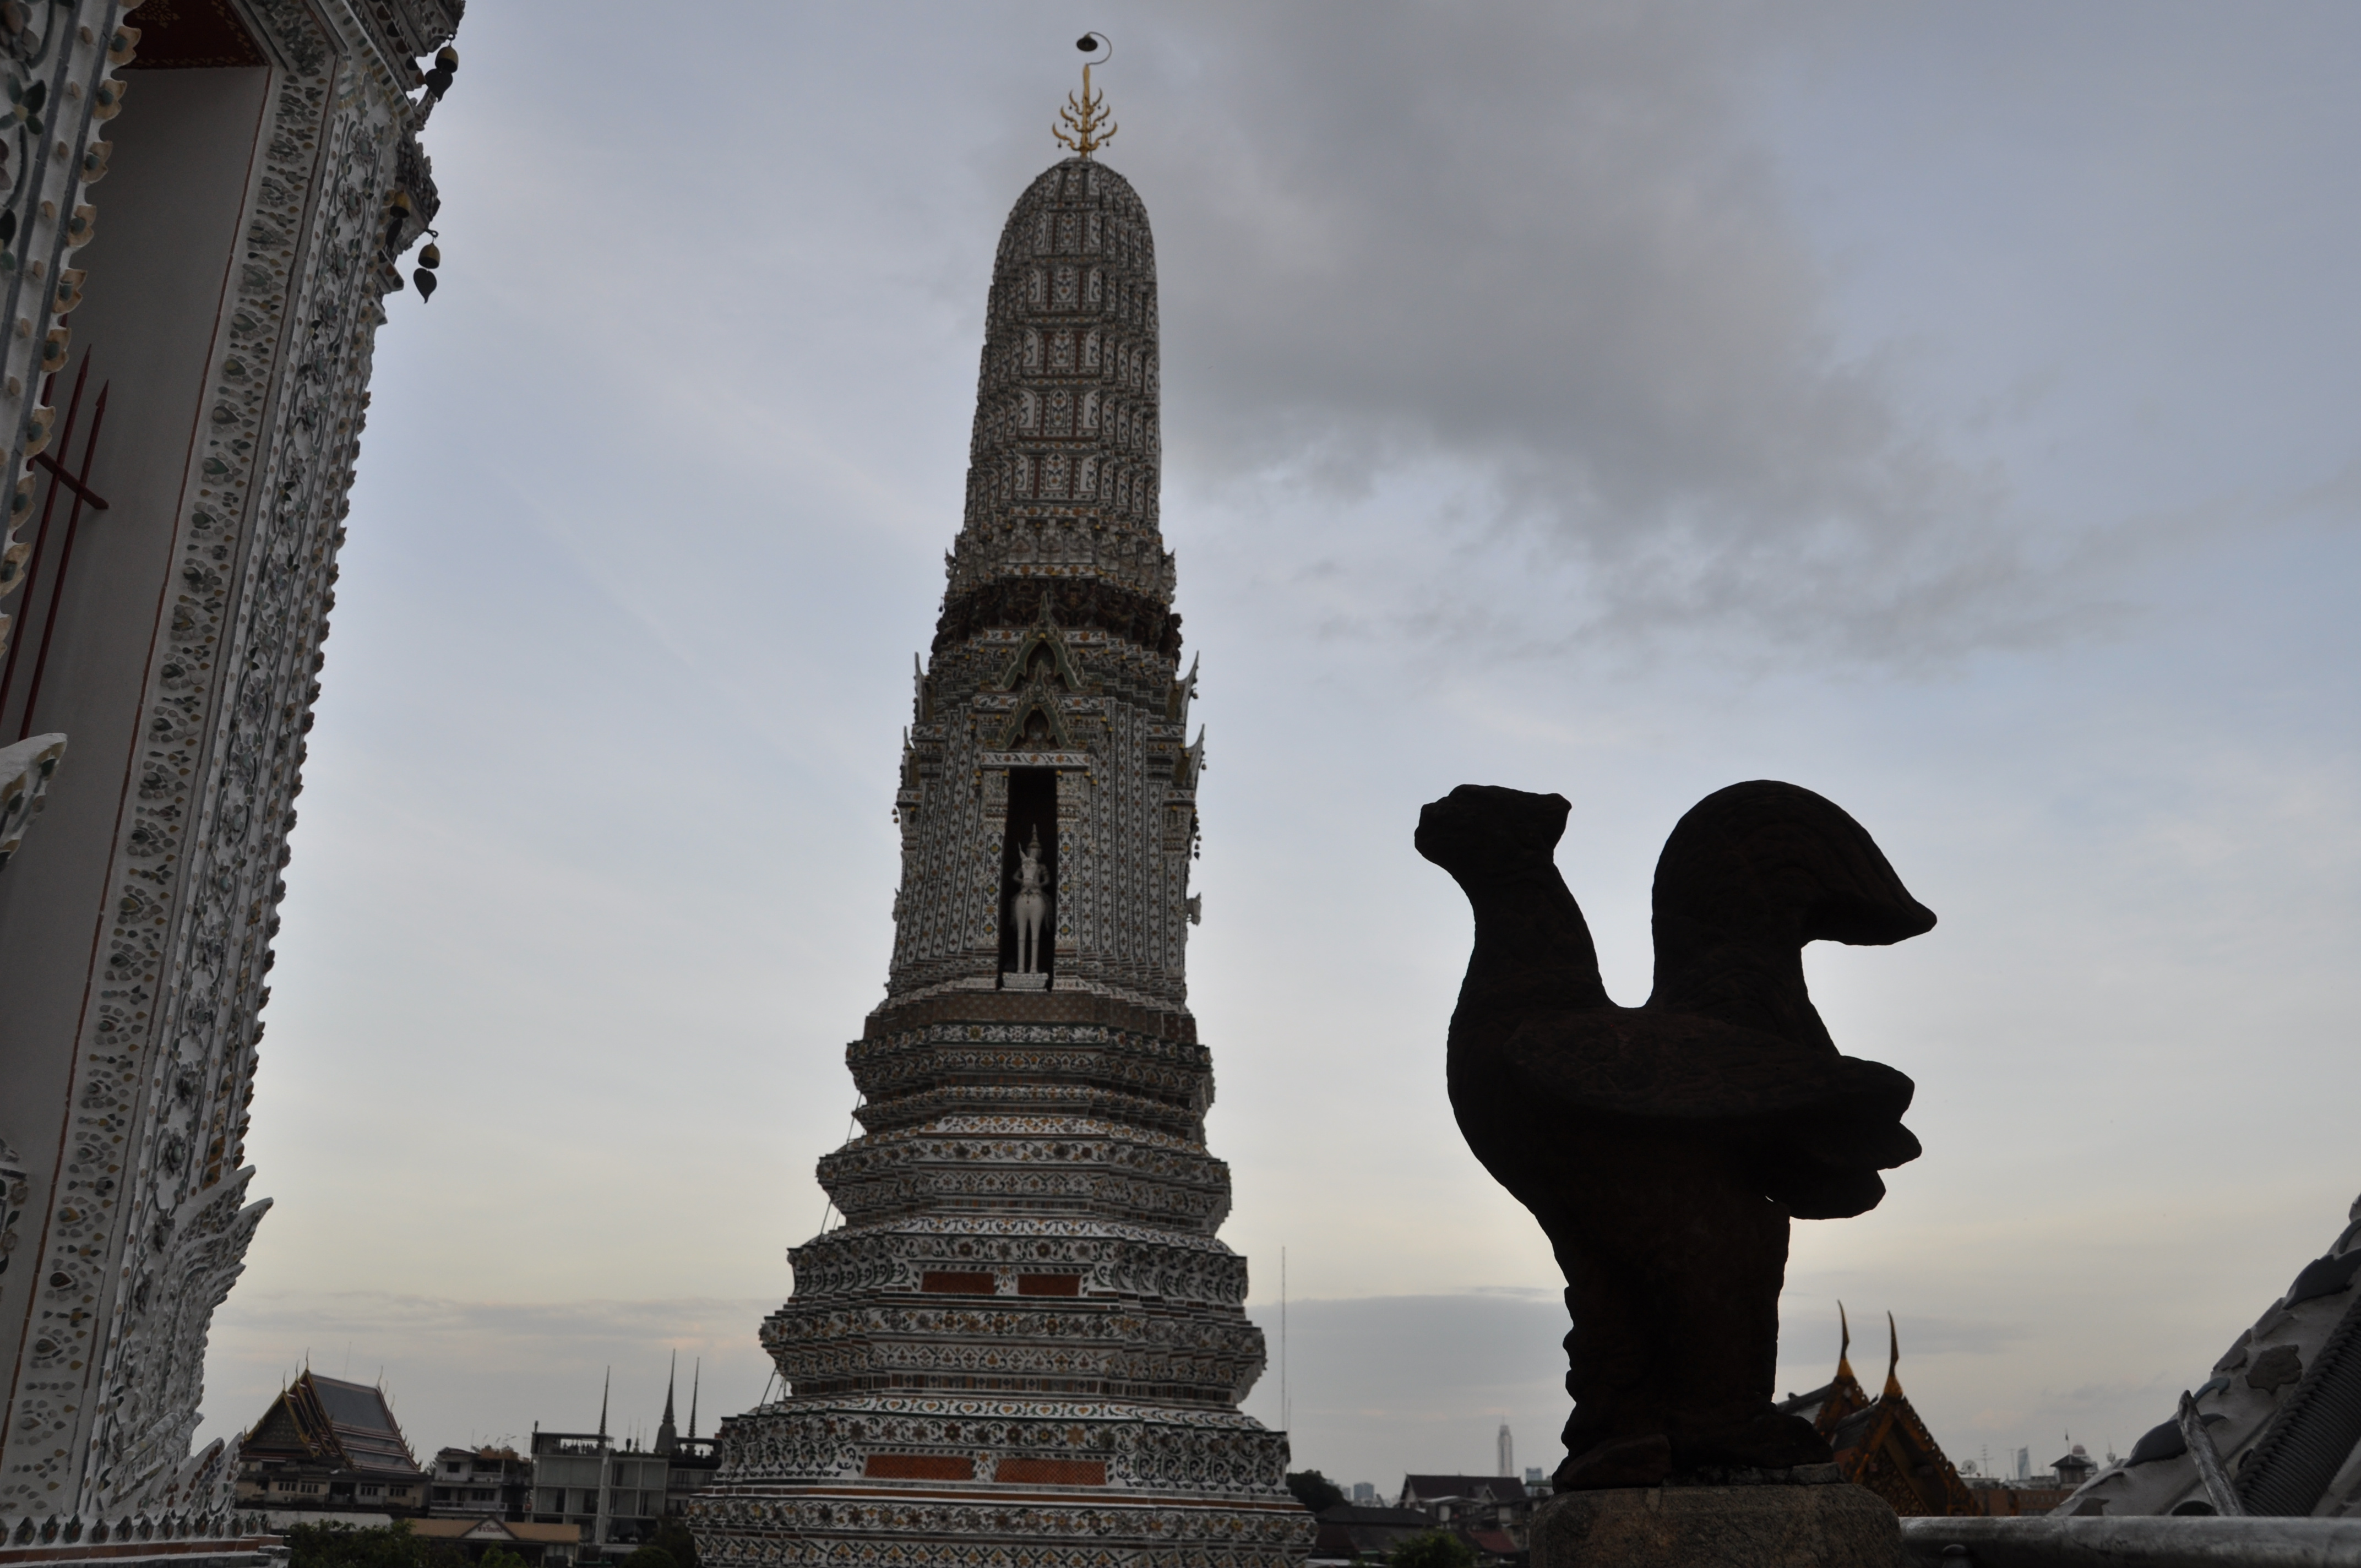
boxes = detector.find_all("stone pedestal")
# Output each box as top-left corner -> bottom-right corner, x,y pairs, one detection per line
1530,1480 -> 1903,1568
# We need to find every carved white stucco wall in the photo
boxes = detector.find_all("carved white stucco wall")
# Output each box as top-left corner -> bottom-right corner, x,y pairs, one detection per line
0,0 -> 460,1531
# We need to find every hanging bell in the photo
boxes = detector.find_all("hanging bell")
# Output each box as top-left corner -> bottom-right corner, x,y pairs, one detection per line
417,243 -> 440,270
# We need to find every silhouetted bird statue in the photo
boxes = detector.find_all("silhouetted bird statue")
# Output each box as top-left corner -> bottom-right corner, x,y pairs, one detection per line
1415,781 -> 1935,1491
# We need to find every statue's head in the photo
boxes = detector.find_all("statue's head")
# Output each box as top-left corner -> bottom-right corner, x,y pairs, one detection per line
1415,785 -> 1570,884
1654,781 -> 1934,951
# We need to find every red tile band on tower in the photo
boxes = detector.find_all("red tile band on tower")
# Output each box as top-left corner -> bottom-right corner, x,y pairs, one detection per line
689,85 -> 1310,1568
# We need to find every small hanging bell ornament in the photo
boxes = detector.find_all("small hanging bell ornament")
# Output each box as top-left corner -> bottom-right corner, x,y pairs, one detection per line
417,243 -> 440,270
423,43 -> 458,98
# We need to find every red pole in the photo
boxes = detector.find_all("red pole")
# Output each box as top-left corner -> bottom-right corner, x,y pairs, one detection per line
0,355 -> 91,728
17,382 -> 110,741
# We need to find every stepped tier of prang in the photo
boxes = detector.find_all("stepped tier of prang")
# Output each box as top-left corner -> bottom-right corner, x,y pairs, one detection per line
690,145 -> 1311,1568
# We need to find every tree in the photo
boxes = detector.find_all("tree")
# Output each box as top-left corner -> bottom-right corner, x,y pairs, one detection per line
617,1547 -> 676,1568
1387,1531 -> 1477,1568
284,1522 -> 462,1568
477,1549 -> 531,1568
647,1521 -> 701,1568
1286,1469 -> 1346,1515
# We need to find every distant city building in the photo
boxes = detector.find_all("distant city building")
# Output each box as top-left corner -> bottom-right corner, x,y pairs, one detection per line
530,1430 -> 669,1556
2053,1443 -> 2099,1493
232,1371 -> 426,1522
1396,1473 -> 1535,1554
1312,1474 -> 1535,1567
1957,1462 -> 2078,1518
429,1446 -> 533,1520
1523,1466 -> 1547,1492
526,1365 -> 719,1558
661,1439 -> 720,1520
1496,1423 -> 1513,1479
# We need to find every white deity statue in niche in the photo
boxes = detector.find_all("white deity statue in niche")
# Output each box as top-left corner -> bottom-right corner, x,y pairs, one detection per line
1011,826 -> 1050,974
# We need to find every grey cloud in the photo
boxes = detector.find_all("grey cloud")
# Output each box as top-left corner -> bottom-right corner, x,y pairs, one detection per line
1101,6 -> 2046,657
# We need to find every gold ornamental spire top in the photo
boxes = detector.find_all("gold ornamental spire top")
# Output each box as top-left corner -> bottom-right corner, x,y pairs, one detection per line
1054,33 -> 1117,158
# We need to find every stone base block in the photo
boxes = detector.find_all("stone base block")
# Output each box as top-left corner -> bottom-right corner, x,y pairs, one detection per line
1530,1481 -> 1903,1568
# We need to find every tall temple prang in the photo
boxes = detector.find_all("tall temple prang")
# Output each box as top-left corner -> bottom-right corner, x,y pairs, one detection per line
692,70 -> 1310,1568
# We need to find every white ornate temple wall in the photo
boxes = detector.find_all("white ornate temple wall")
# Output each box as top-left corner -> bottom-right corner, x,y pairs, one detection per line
0,0 -> 459,1533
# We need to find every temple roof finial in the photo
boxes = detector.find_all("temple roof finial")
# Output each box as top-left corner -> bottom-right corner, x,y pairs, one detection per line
1054,33 -> 1117,158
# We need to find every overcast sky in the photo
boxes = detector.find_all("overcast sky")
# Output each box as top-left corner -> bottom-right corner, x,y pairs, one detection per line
194,2 -> 2361,1493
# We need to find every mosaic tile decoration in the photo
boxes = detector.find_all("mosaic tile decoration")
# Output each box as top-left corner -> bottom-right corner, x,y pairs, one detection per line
693,157 -> 1308,1567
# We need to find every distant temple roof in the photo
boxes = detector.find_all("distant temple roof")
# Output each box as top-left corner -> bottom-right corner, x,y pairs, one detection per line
1398,1474 -> 1530,1506
1785,1308 -> 1976,1517
410,1519 -> 579,1546
240,1370 -> 422,1478
1312,1505 -> 1437,1560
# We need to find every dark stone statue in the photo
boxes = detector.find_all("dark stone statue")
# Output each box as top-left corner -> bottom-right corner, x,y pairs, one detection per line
1415,781 -> 1935,1491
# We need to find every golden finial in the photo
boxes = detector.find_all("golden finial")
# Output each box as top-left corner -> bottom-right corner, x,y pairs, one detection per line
1054,33 -> 1117,159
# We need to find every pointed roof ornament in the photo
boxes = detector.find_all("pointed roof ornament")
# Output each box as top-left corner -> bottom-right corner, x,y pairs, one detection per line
1884,1311 -> 1903,1400
688,1358 -> 701,1440
1171,652 -> 1200,722
1836,1301 -> 1854,1382
597,1367 -> 610,1439
658,1352 -> 679,1455
1054,34 -> 1117,159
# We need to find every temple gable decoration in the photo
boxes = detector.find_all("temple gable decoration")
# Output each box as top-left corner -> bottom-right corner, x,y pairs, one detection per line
1778,1310 -> 1977,1518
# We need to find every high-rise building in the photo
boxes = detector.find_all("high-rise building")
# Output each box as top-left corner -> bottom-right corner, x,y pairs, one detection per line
0,0 -> 458,1527
692,77 -> 1307,1568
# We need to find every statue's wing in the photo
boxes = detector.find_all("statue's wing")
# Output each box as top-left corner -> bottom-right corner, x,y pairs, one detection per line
1487,1008 -> 1918,1218
1490,1008 -> 1911,1123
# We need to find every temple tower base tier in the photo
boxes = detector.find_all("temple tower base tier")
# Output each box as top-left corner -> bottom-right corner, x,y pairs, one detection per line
694,1398 -> 1305,1568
